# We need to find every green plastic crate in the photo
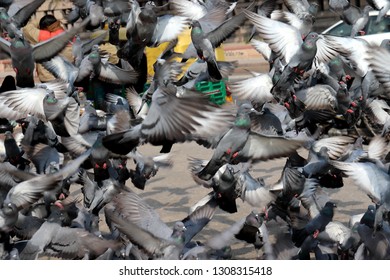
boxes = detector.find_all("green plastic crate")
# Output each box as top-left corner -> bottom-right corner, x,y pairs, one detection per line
195,80 -> 227,105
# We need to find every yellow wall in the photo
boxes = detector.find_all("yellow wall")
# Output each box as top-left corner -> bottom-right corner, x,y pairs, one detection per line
145,28 -> 226,79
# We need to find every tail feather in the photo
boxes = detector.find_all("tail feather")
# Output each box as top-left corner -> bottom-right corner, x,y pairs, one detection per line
206,60 -> 222,81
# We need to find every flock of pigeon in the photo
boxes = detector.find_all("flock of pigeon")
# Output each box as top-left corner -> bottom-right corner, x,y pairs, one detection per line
0,0 -> 389,260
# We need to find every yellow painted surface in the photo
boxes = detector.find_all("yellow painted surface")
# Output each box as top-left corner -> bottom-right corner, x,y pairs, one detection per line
145,28 -> 225,78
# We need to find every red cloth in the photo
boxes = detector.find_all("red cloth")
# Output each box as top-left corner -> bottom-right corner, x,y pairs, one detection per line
37,28 -> 64,42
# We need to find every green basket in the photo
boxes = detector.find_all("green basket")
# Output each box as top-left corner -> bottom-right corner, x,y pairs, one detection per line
195,80 -> 227,105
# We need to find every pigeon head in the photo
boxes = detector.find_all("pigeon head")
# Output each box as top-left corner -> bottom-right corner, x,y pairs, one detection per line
320,201 -> 337,218
363,5 -> 373,14
2,202 -> 17,216
303,32 -> 319,49
12,35 -> 28,47
173,221 -> 186,233
247,210 -> 265,227
0,7 -> 8,19
4,130 -> 12,139
145,1 -> 156,8
220,166 -> 235,182
171,221 -> 186,244
129,168 -> 148,190
44,90 -> 58,104
234,103 -> 254,127
190,20 -> 202,32
308,2 -> 320,16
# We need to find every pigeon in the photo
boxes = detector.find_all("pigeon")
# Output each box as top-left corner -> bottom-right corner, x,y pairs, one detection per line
244,9 -> 342,68
182,3 -> 254,63
86,178 -> 124,215
331,160 -> 390,234
0,16 -> 90,87
105,189 -> 215,260
2,131 -> 29,170
0,149 -> 91,232
0,0 -> 45,39
234,210 -> 266,259
183,209 -> 267,260
209,165 -> 240,213
317,221 -> 360,256
196,103 -> 306,180
105,188 -> 217,250
19,204 -> 121,260
42,45 -> 139,89
0,82 -> 79,137
105,205 -> 186,260
366,0 -> 390,23
350,6 -> 372,38
119,1 -> 189,68
356,223 -> 390,259
227,72 -> 274,108
72,31 -> 108,67
291,201 -> 337,247
190,20 -> 225,81
246,0 -> 277,41
65,0 -> 104,29
169,0 -> 236,21
102,0 -> 131,18
283,0 -> 320,21
102,83 -> 235,155
236,168 -> 277,209
360,204 -> 377,229
127,150 -> 173,190
330,2 -> 372,37
366,46 -> 390,98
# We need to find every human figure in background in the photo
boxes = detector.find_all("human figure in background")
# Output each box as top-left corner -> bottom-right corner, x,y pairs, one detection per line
23,14 -> 74,83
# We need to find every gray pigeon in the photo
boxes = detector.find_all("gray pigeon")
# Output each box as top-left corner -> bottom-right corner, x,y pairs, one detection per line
19,204 -> 121,260
366,0 -> 390,23
243,9 -> 341,68
65,0 -> 104,29
283,0 -> 319,21
227,72 -> 274,108
366,46 -> 390,98
196,103 -> 306,180
105,188 -> 217,249
331,160 -> 390,234
236,168 -> 277,209
356,223 -> 390,259
331,2 -> 372,37
0,0 -> 45,38
128,150 -> 173,190
196,103 -> 255,180
291,201 -> 337,247
104,204 -> 187,260
183,210 -> 267,260
271,32 -> 321,99
43,45 -> 139,88
102,83 -> 235,154
72,31 -> 108,67
190,20 -> 223,81
0,82 -> 80,137
0,149 -> 90,232
120,1 -> 189,67
0,16 -> 90,87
